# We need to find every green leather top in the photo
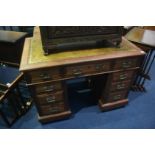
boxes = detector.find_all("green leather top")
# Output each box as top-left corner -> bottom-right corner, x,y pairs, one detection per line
29,27 -> 133,64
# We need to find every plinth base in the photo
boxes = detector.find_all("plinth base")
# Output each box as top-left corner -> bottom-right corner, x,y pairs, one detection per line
38,110 -> 72,123
99,99 -> 128,111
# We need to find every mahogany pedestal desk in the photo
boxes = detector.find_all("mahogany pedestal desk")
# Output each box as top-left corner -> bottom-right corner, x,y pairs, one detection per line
20,27 -> 145,123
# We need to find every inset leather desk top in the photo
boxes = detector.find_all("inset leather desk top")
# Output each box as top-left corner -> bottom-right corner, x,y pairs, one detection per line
20,27 -> 144,71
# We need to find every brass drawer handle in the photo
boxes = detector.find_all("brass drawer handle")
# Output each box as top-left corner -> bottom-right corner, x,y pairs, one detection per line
122,61 -> 132,68
95,64 -> 104,70
119,73 -> 127,80
113,94 -> 121,100
50,107 -> 61,113
116,84 -> 125,90
40,73 -> 50,80
46,96 -> 56,103
73,68 -> 82,76
73,71 -> 82,76
43,85 -> 54,92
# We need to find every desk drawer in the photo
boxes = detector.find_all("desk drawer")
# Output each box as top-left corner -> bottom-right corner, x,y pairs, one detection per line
114,57 -> 139,70
105,91 -> 127,102
109,80 -> 131,92
36,91 -> 64,106
28,68 -> 61,83
39,102 -> 66,116
33,81 -> 62,94
111,70 -> 135,82
65,61 -> 111,78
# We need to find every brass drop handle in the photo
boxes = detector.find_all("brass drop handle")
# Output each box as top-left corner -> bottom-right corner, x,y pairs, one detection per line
74,72 -> 82,76
51,109 -> 58,112
46,96 -> 56,103
116,83 -> 125,89
40,73 -> 50,80
113,94 -> 121,100
43,85 -> 54,92
50,107 -> 60,113
122,61 -> 131,68
73,68 -> 82,76
119,73 -> 127,80
96,64 -> 104,70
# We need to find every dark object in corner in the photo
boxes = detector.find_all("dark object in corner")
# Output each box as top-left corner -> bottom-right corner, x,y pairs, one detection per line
0,63 -> 32,127
0,30 -> 27,66
40,26 -> 123,55
125,27 -> 155,92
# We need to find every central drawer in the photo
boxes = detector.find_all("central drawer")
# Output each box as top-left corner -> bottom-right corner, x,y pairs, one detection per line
36,91 -> 64,106
65,61 -> 111,78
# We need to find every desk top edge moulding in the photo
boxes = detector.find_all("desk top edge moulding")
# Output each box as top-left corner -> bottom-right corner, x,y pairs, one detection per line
20,27 -> 145,72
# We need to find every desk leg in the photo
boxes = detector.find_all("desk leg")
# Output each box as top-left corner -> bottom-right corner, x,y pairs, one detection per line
99,99 -> 128,111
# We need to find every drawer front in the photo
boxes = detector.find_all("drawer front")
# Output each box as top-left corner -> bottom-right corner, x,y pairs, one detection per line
65,61 -> 111,78
109,80 -> 131,92
105,91 -> 127,102
36,91 -> 64,106
114,57 -> 139,70
112,70 -> 135,82
33,81 -> 62,94
39,102 -> 66,116
28,68 -> 61,83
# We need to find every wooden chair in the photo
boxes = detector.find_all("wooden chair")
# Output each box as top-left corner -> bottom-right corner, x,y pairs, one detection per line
0,63 -> 32,127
